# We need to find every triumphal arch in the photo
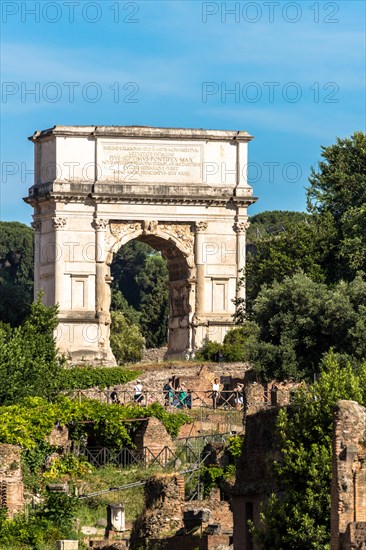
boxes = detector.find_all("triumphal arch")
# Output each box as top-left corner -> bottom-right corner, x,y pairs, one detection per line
25,125 -> 256,364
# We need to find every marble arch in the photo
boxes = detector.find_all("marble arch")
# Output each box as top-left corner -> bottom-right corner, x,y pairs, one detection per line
25,125 -> 257,364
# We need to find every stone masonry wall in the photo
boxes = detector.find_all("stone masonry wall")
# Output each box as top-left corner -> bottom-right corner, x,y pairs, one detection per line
331,400 -> 366,550
184,488 -> 233,533
129,473 -> 185,549
232,407 -> 281,550
134,417 -> 175,461
0,444 -> 24,517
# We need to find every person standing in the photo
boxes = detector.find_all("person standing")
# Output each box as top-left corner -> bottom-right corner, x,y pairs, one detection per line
177,383 -> 187,408
234,383 -> 245,409
211,378 -> 220,409
163,378 -> 174,407
110,386 -> 120,404
134,379 -> 143,404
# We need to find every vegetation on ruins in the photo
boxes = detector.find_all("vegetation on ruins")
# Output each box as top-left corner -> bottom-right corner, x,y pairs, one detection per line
200,435 -> 243,496
110,310 -> 145,363
0,397 -> 190,450
59,365 -> 139,390
252,351 -> 366,549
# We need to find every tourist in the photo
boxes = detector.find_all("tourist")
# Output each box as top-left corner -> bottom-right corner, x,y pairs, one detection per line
163,378 -> 174,407
177,383 -> 187,408
185,389 -> 192,409
270,383 -> 278,406
134,379 -> 143,404
234,383 -> 245,408
211,378 -> 221,409
110,386 -> 120,404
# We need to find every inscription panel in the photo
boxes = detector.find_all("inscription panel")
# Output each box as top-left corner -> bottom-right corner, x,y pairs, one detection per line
98,140 -> 203,184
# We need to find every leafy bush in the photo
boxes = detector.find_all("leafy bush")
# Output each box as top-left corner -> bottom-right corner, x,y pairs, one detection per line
200,436 -> 243,496
195,323 -> 259,362
0,491 -> 79,547
201,466 -> 224,496
59,366 -> 139,390
42,490 -> 79,531
43,454 -> 93,482
0,296 -> 64,405
22,441 -> 55,473
110,311 -> 145,363
0,397 -> 191,451
227,435 -> 243,459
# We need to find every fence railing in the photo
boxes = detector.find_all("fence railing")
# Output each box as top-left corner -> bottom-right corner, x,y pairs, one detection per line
74,432 -> 232,469
65,388 -> 251,411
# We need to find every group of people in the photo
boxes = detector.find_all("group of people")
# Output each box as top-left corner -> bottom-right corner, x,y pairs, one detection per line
110,379 -> 144,405
110,377 -> 246,410
163,379 -> 192,409
211,378 -> 246,409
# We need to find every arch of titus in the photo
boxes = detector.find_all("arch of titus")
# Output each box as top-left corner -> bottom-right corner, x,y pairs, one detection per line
25,126 -> 257,364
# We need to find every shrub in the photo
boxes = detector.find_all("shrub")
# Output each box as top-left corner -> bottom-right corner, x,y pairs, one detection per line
110,311 -> 145,363
0,296 -> 63,405
195,323 -> 258,362
59,366 -> 139,390
0,397 -> 191,451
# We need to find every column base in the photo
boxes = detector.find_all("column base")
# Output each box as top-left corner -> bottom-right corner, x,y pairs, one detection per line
55,318 -> 117,367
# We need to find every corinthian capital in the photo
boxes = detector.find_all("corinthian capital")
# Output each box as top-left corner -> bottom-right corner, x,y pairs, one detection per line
195,221 -> 208,233
235,220 -> 250,233
52,217 -> 67,229
93,218 -> 109,230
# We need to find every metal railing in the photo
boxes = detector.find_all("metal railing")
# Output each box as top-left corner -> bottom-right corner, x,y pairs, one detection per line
65,388 -> 249,411
74,433 -> 232,469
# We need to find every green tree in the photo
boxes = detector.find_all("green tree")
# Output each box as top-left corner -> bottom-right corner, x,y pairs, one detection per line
0,296 -> 63,404
111,240 -> 153,310
253,352 -> 366,549
241,214 -> 336,313
0,221 -> 34,326
247,210 -> 309,242
136,255 -> 169,348
246,272 -> 366,381
110,311 -> 145,364
111,288 -> 141,326
307,131 -> 366,279
111,240 -> 169,348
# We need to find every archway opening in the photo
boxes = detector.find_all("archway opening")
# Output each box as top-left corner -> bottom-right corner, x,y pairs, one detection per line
110,234 -> 192,361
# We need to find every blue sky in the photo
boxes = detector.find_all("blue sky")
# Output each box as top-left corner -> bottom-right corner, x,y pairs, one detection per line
1,0 -> 365,224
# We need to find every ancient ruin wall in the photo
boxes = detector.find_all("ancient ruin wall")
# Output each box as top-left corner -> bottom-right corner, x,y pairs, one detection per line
232,407 -> 281,550
331,400 -> 366,550
0,444 -> 24,517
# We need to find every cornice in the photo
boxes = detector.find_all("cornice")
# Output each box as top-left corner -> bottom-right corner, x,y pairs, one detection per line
28,125 -> 254,143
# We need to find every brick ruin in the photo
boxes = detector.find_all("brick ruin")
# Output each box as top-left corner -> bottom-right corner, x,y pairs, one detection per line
231,399 -> 366,550
331,400 -> 366,550
129,473 -> 185,548
129,473 -> 233,550
0,444 -> 25,517
232,407 -> 280,550
243,370 -> 304,415
47,425 -> 70,449
134,416 -> 175,463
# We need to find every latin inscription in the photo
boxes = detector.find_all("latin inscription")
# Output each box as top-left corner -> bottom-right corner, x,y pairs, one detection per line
100,141 -> 203,183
